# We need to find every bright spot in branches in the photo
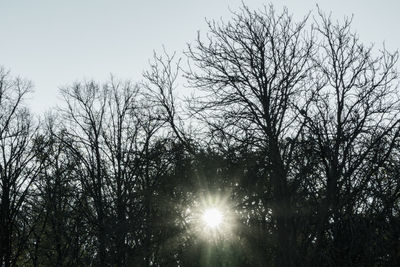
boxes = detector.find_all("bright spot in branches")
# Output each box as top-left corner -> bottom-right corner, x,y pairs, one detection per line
202,208 -> 223,228
184,194 -> 236,241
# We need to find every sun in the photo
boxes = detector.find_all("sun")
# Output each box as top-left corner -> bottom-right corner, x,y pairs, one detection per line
202,208 -> 223,228
184,194 -> 235,240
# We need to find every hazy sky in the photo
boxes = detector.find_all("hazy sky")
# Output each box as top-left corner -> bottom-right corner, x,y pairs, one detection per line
1,0 -> 399,114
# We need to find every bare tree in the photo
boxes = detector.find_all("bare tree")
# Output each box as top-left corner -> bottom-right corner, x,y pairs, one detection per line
303,11 -> 400,264
59,78 -> 169,265
101,78 -> 165,266
24,116 -> 92,267
143,50 -> 197,154
183,5 -> 315,266
2,3 -> 400,266
59,81 -> 109,266
0,67 -> 45,267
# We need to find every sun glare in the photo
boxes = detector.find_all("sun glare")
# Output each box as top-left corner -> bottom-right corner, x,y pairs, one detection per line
185,194 -> 235,240
202,208 -> 223,228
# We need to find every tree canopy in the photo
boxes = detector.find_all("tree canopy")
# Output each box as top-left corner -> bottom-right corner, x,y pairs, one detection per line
1,4 -> 400,267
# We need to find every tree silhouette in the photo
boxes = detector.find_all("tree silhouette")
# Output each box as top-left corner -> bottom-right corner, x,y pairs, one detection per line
1,3 -> 400,267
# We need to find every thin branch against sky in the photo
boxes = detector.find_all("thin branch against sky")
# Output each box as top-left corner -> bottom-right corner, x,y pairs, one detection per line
0,0 -> 399,114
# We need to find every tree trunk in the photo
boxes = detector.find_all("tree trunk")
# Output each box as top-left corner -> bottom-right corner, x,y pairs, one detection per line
1,184 -> 11,267
269,141 -> 297,267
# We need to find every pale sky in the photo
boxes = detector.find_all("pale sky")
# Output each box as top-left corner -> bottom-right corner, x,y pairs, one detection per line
1,0 -> 399,114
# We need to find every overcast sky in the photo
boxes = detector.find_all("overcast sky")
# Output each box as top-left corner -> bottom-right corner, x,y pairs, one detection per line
1,0 -> 399,114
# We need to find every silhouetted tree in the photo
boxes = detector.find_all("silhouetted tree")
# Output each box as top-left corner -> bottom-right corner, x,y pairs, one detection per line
184,5 -> 315,266
303,10 -> 400,265
23,118 -> 93,266
0,67 -> 46,267
2,3 -> 400,267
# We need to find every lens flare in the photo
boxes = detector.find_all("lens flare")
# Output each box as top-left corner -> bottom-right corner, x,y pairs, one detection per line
202,208 -> 223,228
183,193 -> 236,241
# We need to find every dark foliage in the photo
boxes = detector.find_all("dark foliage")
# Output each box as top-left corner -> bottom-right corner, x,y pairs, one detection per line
1,4 -> 400,267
